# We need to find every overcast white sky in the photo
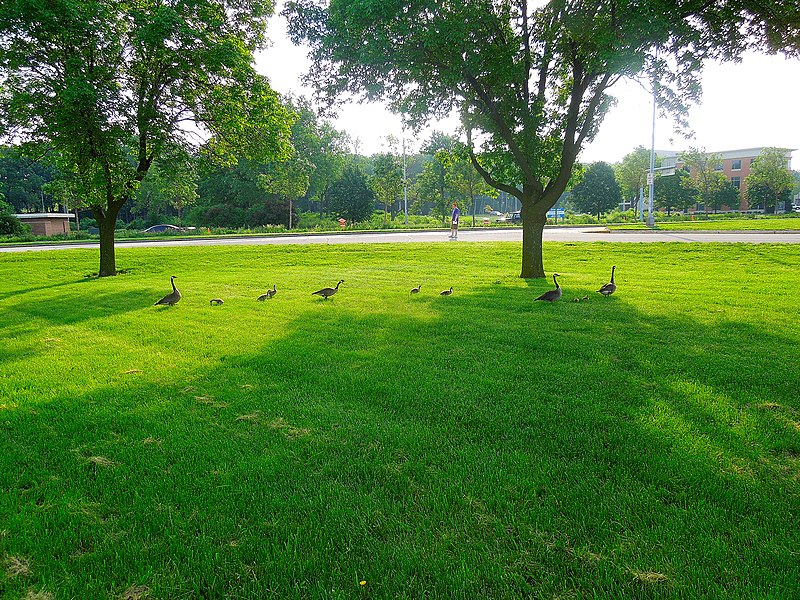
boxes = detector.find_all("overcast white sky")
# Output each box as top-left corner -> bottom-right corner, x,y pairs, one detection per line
256,8 -> 800,166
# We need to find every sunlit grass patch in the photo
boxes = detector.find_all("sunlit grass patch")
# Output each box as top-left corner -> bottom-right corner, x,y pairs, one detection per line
1,241 -> 799,598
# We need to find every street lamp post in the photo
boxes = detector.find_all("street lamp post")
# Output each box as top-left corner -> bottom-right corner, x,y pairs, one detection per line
647,81 -> 657,227
402,130 -> 408,225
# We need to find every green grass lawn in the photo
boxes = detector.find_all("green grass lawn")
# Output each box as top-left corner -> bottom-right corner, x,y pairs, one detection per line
609,216 -> 800,231
2,242 -> 799,599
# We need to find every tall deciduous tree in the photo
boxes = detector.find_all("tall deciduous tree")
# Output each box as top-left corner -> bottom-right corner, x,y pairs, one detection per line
371,152 -> 403,223
285,0 -> 792,277
0,0 -> 293,276
615,147 -> 652,211
654,168 -> 694,216
745,148 -> 794,214
680,149 -> 726,214
284,96 -> 349,218
570,162 -> 621,219
327,164 -> 375,224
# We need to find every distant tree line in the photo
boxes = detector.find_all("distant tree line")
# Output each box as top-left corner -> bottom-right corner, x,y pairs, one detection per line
0,122 -> 502,232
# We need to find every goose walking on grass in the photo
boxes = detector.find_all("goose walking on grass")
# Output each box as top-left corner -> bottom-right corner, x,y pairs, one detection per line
597,266 -> 617,297
410,284 -> 421,294
440,287 -> 453,296
210,298 -> 224,306
154,276 -> 181,306
258,285 -> 277,301
535,274 -> 562,302
312,280 -> 344,300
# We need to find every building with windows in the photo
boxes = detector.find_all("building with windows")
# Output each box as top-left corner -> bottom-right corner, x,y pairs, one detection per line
656,147 -> 795,211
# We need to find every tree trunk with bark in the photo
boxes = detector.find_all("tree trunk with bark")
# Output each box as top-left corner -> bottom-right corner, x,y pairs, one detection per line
94,201 -> 124,277
520,204 -> 547,279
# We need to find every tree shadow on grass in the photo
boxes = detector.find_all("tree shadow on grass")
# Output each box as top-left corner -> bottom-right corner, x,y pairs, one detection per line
2,283 -> 799,599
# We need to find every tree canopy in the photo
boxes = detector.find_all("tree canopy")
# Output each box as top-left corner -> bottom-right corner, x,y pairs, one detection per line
327,164 -> 375,224
745,148 -> 795,213
0,0 -> 293,275
286,0 -> 798,277
570,162 -> 621,219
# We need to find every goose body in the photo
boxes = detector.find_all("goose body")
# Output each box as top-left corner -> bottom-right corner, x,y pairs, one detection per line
535,274 -> 562,302
410,284 -> 421,294
597,266 -> 617,297
154,276 -> 181,306
210,298 -> 224,306
258,284 -> 277,301
440,287 -> 453,296
312,280 -> 344,299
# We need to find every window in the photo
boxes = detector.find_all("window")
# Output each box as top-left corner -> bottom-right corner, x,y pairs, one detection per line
715,163 -> 723,171
750,158 -> 756,165
731,159 -> 742,170
731,176 -> 741,189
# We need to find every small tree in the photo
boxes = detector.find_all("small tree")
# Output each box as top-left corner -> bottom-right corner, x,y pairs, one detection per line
570,162 -> 621,219
327,165 -> 375,224
680,149 -> 726,214
371,152 -> 403,223
654,168 -> 694,216
615,147 -> 652,210
708,179 -> 740,213
260,151 -> 314,229
745,148 -> 794,214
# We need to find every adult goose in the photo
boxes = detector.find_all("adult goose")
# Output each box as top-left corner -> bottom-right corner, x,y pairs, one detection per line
312,280 -> 344,300
410,284 -> 421,294
597,266 -> 617,297
439,287 -> 453,296
535,273 -> 562,302
258,285 -> 277,301
154,276 -> 181,306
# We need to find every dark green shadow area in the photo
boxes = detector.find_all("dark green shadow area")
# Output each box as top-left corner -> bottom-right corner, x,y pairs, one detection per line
2,280 -> 799,599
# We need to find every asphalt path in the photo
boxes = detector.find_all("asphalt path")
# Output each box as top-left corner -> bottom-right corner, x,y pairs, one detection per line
1,226 -> 799,253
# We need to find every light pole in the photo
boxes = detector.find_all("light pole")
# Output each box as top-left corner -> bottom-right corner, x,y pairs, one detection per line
402,130 -> 408,225
647,80 -> 657,227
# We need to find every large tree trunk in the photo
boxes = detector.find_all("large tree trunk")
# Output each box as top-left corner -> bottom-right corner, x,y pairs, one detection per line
520,207 -> 547,278
94,203 -> 123,277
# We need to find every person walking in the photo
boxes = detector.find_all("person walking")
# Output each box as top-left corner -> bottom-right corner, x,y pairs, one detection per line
449,202 -> 460,240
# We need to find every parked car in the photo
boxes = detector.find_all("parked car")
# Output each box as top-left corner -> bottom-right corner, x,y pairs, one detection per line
511,211 -> 522,223
489,210 -> 504,216
143,224 -> 183,233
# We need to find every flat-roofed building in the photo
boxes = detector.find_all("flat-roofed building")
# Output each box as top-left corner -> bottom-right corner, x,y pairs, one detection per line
14,213 -> 74,236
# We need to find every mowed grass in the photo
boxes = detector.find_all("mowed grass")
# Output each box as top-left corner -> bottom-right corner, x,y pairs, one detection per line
1,241 -> 799,599
609,217 -> 800,231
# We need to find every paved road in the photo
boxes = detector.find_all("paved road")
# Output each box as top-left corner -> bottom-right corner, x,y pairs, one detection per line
2,227 -> 799,253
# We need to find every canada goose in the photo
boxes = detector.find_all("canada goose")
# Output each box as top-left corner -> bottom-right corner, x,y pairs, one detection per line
410,284 -> 421,294
312,280 -> 344,300
582,295 -> 589,301
535,273 -> 562,302
210,298 -> 224,306
572,297 -> 580,303
597,266 -> 617,297
440,287 -> 453,296
154,276 -> 181,306
257,284 -> 277,301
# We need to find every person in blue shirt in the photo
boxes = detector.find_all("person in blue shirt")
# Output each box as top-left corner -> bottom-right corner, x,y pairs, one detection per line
449,202 -> 460,239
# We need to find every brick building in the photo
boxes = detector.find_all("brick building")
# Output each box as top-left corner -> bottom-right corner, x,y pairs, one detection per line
657,147 -> 795,211
14,213 -> 74,236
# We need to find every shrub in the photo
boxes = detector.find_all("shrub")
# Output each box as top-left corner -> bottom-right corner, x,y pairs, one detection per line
0,213 -> 24,235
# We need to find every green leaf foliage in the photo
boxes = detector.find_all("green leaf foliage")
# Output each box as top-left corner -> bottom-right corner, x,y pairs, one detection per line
285,0 -> 796,277
0,0 -> 293,274
570,161 -> 621,219
745,148 -> 795,214
327,164 -> 375,224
